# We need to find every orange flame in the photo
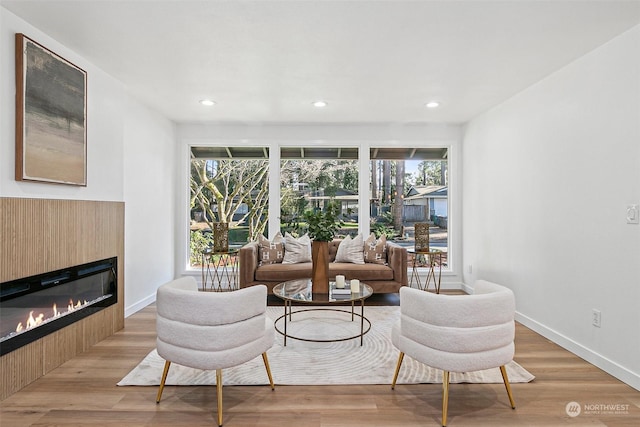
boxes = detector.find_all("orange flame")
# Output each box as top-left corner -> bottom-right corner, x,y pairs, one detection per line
25,311 -> 45,329
15,299 -> 90,334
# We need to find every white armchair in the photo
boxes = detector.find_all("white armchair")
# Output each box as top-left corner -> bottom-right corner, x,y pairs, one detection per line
155,277 -> 274,427
391,280 -> 516,426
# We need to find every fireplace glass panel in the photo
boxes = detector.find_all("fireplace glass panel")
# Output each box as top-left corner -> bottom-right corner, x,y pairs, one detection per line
0,257 -> 117,356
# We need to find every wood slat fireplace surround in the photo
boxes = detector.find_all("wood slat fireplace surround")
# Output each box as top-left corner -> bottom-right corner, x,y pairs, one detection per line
0,198 -> 124,400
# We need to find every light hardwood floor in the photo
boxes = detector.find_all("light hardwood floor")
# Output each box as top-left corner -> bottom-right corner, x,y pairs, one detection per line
1,300 -> 639,426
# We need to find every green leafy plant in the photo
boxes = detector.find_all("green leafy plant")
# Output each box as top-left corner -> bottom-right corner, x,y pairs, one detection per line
189,229 -> 213,265
370,211 -> 399,239
303,201 -> 344,242
280,195 -> 307,237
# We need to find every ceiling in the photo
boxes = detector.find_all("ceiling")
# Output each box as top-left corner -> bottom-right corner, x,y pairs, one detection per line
3,1 -> 639,124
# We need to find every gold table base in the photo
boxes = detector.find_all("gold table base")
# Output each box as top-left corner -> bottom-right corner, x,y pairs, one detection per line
201,249 -> 238,291
409,250 -> 442,293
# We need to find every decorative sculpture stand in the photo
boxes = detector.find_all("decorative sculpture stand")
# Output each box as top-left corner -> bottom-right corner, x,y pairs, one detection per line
201,222 -> 238,291
411,223 -> 442,293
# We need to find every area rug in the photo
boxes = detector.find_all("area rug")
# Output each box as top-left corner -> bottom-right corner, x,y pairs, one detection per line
118,306 -> 534,386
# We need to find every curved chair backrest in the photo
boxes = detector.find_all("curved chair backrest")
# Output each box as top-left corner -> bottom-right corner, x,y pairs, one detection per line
156,277 -> 271,370
398,280 -> 515,372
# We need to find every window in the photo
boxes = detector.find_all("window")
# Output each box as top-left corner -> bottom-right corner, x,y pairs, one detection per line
188,144 -> 451,271
369,147 -> 449,268
279,147 -> 359,237
189,147 -> 269,267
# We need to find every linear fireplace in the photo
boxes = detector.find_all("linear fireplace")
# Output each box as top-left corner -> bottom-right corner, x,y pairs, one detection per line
0,257 -> 117,356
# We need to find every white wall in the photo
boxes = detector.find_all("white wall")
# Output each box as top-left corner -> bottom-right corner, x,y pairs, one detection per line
462,26 -> 640,390
1,8 -> 177,317
122,98 -> 177,316
1,9 -> 124,200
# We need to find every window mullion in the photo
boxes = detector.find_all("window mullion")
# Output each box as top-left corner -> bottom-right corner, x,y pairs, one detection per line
268,143 -> 281,239
359,143 -> 370,236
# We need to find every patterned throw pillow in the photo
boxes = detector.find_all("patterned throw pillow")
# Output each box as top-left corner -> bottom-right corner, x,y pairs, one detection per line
334,234 -> 365,264
258,232 -> 284,266
364,233 -> 387,265
282,233 -> 312,264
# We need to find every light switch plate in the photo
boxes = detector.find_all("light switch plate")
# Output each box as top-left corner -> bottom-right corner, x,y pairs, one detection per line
627,204 -> 639,224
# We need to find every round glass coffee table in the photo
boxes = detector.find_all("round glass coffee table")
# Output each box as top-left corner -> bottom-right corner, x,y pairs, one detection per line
272,279 -> 373,346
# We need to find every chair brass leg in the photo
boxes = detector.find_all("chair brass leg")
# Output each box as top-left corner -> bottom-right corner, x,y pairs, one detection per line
391,352 -> 405,390
216,369 -> 223,427
262,352 -> 275,390
442,370 -> 450,427
156,361 -> 171,403
499,365 -> 516,409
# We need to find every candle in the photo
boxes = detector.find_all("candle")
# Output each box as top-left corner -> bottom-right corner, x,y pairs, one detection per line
335,275 -> 345,288
350,279 -> 360,293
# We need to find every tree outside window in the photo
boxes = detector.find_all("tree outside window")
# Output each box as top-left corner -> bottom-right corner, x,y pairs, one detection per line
279,157 -> 359,237
189,145 -> 449,269
189,157 -> 269,266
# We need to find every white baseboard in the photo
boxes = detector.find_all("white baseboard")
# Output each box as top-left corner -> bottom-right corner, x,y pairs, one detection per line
123,272 -> 219,318
124,293 -> 156,318
516,311 -> 640,392
460,282 -> 474,294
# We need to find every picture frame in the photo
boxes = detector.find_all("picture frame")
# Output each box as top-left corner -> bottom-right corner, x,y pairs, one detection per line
15,33 -> 87,186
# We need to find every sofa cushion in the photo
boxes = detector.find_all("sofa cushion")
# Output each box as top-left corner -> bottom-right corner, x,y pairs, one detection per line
329,263 -> 394,281
282,233 -> 312,264
255,262 -> 312,282
364,233 -> 387,265
258,232 -> 284,266
333,234 -> 365,264
254,262 -> 394,283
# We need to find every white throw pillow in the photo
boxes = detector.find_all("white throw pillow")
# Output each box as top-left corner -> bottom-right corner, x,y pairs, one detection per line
282,233 -> 312,264
334,234 -> 365,264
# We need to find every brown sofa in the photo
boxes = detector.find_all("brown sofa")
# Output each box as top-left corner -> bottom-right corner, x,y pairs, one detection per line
239,238 -> 408,294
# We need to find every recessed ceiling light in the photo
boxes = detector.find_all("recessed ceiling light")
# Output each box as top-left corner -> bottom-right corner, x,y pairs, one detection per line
425,101 -> 440,109
312,100 -> 328,108
200,99 -> 216,106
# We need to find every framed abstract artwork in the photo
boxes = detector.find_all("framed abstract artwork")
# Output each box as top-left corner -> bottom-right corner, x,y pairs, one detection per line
15,33 -> 87,186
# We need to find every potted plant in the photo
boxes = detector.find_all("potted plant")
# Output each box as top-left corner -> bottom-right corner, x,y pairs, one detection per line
303,201 -> 343,293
